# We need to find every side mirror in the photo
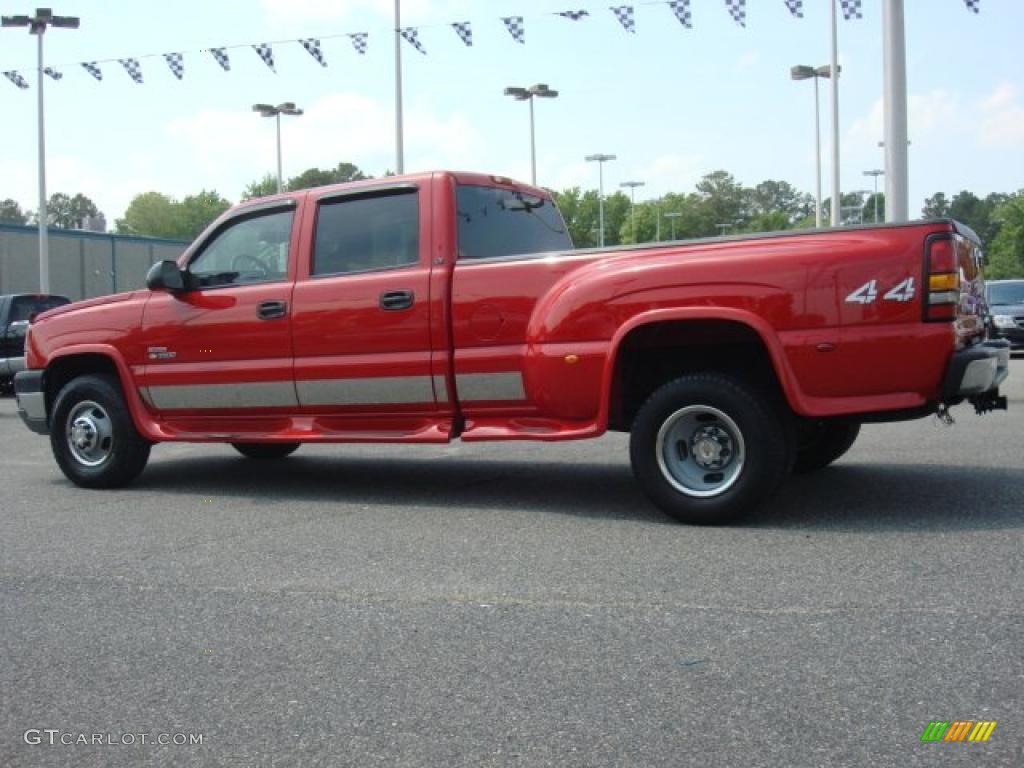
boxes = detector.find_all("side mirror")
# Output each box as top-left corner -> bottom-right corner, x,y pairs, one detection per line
7,320 -> 29,338
146,260 -> 186,292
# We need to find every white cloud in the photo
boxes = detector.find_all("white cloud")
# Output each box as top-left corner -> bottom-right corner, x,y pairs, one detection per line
734,50 -> 761,74
977,82 -> 1024,148
261,0 -> 473,25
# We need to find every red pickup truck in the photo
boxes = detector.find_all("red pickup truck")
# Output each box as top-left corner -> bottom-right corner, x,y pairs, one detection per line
14,171 -> 1010,524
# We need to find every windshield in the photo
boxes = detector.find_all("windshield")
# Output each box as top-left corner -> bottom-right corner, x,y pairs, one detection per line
456,184 -> 573,260
987,281 -> 1024,306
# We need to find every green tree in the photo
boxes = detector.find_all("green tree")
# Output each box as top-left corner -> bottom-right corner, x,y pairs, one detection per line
46,192 -> 101,228
0,198 -> 28,224
115,192 -> 183,238
862,193 -> 886,224
287,162 -> 368,191
922,192 -> 950,219
986,191 -> 1024,279
179,190 -> 232,239
242,174 -> 278,201
948,191 -> 1007,246
695,170 -> 748,236
746,180 -> 809,225
551,187 -> 600,247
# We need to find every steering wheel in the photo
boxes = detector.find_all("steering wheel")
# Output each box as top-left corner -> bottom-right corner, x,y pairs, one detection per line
230,252 -> 269,276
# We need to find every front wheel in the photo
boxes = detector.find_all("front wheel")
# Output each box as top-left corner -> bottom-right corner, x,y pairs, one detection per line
231,442 -> 300,460
629,374 -> 791,525
50,374 -> 151,488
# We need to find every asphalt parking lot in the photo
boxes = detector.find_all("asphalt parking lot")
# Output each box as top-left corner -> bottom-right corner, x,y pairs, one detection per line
2,362 -> 1022,767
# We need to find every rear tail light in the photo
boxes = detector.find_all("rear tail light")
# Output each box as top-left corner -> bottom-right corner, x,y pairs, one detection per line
924,235 -> 962,322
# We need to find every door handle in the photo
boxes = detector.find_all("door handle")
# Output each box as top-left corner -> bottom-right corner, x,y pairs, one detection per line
257,300 -> 288,320
379,289 -> 415,311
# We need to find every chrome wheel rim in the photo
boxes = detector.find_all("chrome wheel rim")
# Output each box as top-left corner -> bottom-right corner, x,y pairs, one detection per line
655,405 -> 745,498
66,400 -> 114,467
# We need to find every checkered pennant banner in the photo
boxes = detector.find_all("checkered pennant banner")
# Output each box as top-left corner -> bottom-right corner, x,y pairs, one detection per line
43,66 -> 63,81
120,58 -> 143,84
451,21 -> 473,47
611,6 -> 636,33
502,16 -> 525,44
300,38 -> 327,66
557,10 -> 589,21
81,62 -> 103,81
839,0 -> 862,20
400,28 -> 426,55
3,71 -> 29,90
253,43 -> 276,72
667,0 -> 692,29
724,0 -> 746,26
209,48 -> 231,71
349,33 -> 368,54
163,53 -> 184,80
963,0 -> 980,12
784,0 -> 803,18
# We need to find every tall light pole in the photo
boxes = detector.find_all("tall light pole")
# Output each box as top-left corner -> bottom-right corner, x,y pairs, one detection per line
882,0 -> 908,222
584,153 -> 616,247
504,84 -> 558,186
252,102 -> 303,193
663,211 -> 681,240
620,180 -> 645,242
2,7 -> 80,293
829,0 -> 841,228
394,0 -> 404,174
791,64 -> 837,228
863,169 -> 884,222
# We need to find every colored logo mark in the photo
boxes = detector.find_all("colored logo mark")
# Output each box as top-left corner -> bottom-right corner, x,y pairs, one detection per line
920,720 -> 997,743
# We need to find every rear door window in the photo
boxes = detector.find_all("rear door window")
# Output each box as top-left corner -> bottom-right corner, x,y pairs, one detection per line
456,184 -> 572,260
312,190 -> 419,277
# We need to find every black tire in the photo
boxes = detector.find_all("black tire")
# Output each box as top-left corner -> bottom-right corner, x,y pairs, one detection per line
629,374 -> 791,525
793,420 -> 860,473
231,442 -> 300,460
50,373 -> 151,488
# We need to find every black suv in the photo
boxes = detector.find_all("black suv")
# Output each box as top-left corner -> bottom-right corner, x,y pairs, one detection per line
0,293 -> 71,393
985,279 -> 1024,352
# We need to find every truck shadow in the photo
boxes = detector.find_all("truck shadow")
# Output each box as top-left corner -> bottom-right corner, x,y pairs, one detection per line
131,453 -> 1024,531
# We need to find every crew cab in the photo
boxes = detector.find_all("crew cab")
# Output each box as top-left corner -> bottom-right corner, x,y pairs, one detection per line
13,171 -> 1011,524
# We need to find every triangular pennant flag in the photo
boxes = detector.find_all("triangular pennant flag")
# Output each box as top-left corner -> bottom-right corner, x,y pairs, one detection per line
3,71 -> 29,89
502,16 -> 525,43
253,43 -> 275,72
610,6 -> 636,33
209,48 -> 231,71
300,38 -> 327,66
451,21 -> 473,46
784,0 -> 803,18
81,62 -> 103,81
400,27 -> 426,55
963,0 -> 979,12
163,52 -> 184,80
119,58 -> 143,84
43,66 -> 63,81
349,33 -> 368,55
557,10 -> 589,21
668,0 -> 692,29
724,0 -> 746,27
839,0 -> 862,20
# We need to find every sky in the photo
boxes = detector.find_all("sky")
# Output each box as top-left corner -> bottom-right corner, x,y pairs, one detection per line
0,0 -> 1022,224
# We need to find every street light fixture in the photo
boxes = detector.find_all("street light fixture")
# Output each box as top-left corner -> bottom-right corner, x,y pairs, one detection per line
584,153 -> 616,247
620,180 -> 645,242
504,84 -> 558,186
663,211 -> 682,240
791,64 -> 838,229
2,7 -> 80,293
863,169 -> 884,223
252,102 -> 304,194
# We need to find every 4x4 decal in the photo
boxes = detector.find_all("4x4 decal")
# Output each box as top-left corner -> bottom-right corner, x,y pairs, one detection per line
846,277 -> 916,305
